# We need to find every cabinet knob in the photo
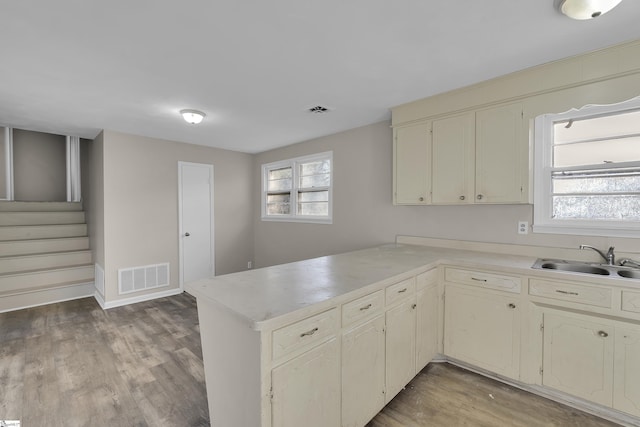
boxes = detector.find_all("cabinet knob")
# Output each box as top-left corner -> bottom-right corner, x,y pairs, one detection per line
419,196 -> 424,202
507,303 -> 516,309
459,195 -> 465,201
598,330 -> 609,338
477,194 -> 483,200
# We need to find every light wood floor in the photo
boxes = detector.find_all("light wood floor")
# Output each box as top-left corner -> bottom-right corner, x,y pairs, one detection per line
0,294 -> 621,427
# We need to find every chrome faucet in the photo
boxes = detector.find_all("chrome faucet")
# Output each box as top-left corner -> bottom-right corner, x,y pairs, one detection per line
620,258 -> 640,268
579,245 -> 615,265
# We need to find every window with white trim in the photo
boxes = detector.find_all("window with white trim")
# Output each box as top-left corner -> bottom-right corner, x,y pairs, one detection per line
261,151 -> 332,223
533,96 -> 640,237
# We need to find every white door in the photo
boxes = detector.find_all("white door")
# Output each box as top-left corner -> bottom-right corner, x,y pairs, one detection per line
179,162 -> 214,286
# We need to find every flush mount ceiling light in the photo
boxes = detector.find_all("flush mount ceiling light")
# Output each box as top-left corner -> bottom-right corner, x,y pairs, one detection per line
180,109 -> 206,124
556,0 -> 622,19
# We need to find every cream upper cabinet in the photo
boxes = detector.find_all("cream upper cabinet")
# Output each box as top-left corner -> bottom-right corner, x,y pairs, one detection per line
475,103 -> 525,203
416,270 -> 439,372
444,285 -> 521,379
541,310 -> 614,407
614,325 -> 640,417
394,102 -> 526,205
271,338 -> 340,427
431,113 -> 475,204
342,315 -> 386,427
393,122 -> 431,205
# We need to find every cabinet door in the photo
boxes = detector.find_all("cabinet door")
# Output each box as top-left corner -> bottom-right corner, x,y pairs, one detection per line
614,325 -> 640,417
542,311 -> 613,406
342,315 -> 385,427
385,299 -> 417,403
444,285 -> 520,379
431,113 -> 474,204
394,123 -> 431,204
475,103 -> 525,203
272,339 -> 340,427
416,281 -> 439,372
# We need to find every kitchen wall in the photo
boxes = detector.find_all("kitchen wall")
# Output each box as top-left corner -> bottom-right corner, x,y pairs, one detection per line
253,121 -> 639,268
96,130 -> 254,304
0,128 -> 6,199
84,132 -> 105,293
13,129 -> 66,201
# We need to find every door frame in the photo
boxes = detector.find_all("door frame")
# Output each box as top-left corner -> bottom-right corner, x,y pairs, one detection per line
178,161 -> 215,289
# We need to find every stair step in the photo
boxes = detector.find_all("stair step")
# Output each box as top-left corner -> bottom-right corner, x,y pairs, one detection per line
0,211 -> 85,226
0,224 -> 87,241
0,250 -> 92,274
0,237 -> 89,257
0,201 -> 83,212
0,264 -> 94,296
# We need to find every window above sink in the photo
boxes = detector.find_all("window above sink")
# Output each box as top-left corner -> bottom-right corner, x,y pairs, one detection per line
533,96 -> 640,238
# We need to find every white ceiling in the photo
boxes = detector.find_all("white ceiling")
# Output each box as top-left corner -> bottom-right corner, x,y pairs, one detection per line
1,1 -> 640,154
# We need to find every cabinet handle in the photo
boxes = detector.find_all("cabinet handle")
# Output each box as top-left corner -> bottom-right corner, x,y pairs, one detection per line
459,195 -> 465,200
471,277 -> 487,282
555,290 -> 579,296
300,327 -> 319,338
508,303 -> 516,309
477,194 -> 483,200
419,196 -> 424,202
412,303 -> 417,309
598,330 -> 609,338
359,303 -> 372,311
398,288 -> 408,293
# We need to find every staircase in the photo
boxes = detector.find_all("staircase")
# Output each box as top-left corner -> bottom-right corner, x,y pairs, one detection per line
0,201 -> 94,312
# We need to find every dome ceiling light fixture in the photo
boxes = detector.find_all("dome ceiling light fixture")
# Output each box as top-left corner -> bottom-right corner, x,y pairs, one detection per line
556,0 -> 623,20
180,109 -> 206,124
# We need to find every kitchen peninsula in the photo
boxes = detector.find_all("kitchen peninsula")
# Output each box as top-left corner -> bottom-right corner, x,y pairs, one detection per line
189,238 -> 640,427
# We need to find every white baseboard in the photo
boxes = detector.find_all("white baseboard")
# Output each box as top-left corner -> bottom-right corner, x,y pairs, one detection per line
96,287 -> 184,310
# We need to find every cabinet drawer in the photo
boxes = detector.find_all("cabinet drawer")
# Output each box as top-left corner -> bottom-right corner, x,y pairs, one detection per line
272,309 -> 338,360
529,279 -> 612,308
445,267 -> 521,294
342,290 -> 384,327
386,277 -> 416,306
622,290 -> 640,314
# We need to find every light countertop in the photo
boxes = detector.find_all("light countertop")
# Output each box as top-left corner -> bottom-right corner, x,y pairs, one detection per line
188,243 -> 540,330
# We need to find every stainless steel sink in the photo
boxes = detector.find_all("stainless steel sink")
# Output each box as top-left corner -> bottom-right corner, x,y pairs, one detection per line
538,262 -> 610,275
532,258 -> 640,280
618,269 -> 640,279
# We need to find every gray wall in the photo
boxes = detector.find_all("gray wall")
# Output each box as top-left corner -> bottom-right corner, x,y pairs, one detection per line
0,128 -> 5,199
253,121 -> 639,268
13,129 -> 66,201
100,130 -> 254,303
84,133 -> 104,275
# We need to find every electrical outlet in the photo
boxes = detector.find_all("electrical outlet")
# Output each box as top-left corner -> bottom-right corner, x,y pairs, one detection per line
518,221 -> 529,235
247,261 -> 253,269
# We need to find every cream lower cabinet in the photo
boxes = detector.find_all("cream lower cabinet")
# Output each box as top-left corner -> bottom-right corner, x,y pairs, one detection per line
541,310 -> 614,406
541,309 -> 640,417
272,338 -> 340,427
342,315 -> 386,427
416,270 -> 439,371
385,298 -> 417,403
444,285 -> 520,379
614,325 -> 640,417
